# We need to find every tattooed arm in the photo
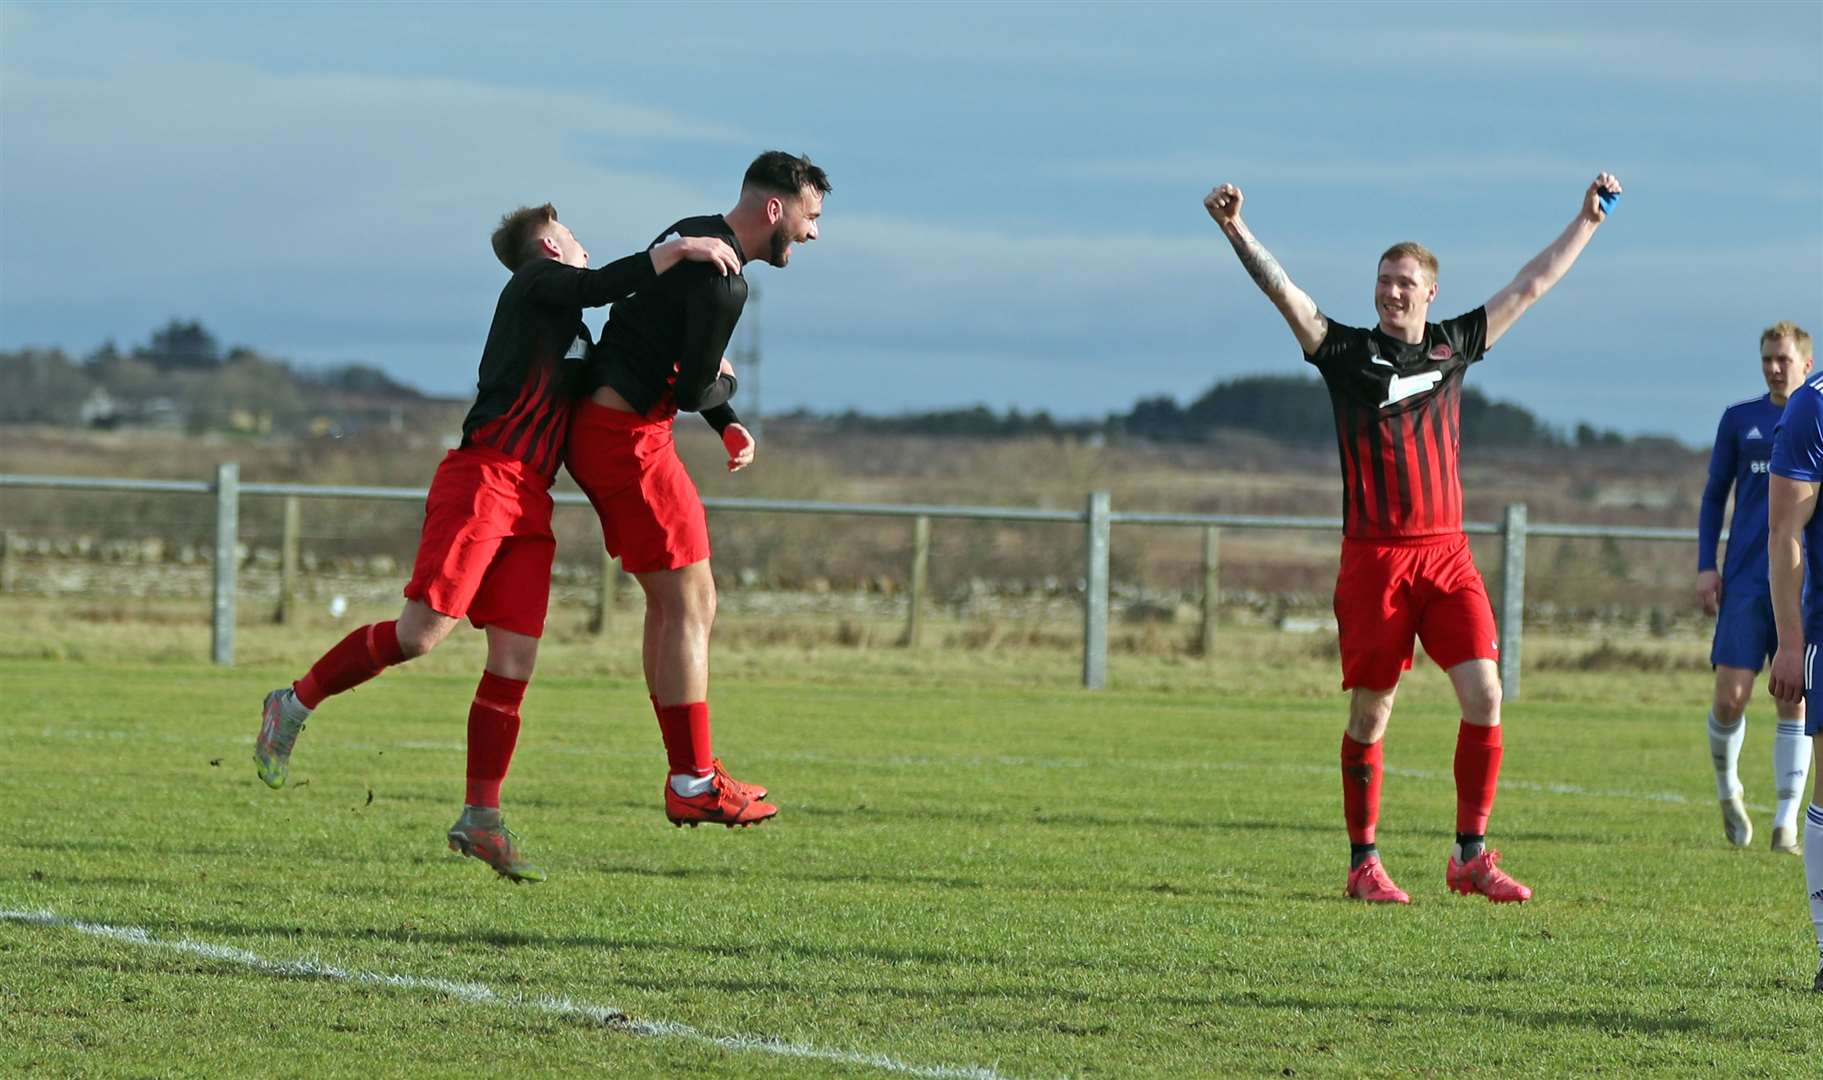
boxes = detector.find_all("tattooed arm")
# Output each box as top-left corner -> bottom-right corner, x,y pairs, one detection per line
1204,184 -> 1328,356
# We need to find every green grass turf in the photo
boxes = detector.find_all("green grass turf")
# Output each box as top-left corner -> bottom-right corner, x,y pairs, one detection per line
2,625 -> 1820,1078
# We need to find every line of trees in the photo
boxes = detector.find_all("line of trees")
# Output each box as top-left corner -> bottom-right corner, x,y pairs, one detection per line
0,320 -> 429,434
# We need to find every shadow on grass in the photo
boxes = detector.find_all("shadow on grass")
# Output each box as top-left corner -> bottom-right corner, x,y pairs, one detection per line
28,943 -> 1720,1040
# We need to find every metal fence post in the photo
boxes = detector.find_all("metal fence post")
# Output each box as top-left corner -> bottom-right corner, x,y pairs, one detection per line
1199,525 -> 1221,657
0,529 -> 15,593
212,462 -> 239,666
275,495 -> 299,624
591,547 -> 618,635
1499,502 -> 1527,701
903,514 -> 930,647
1083,491 -> 1111,689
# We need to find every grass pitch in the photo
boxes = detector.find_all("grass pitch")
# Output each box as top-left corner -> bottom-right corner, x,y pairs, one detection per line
2,615 -> 1819,1077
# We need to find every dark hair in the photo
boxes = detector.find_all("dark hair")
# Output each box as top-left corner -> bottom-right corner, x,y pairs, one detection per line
490,203 -> 559,271
742,151 -> 831,198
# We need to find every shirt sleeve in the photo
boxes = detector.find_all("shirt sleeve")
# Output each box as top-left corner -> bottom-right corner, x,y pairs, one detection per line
1698,410 -> 1736,573
1304,319 -> 1361,372
1440,307 -> 1490,364
1772,388 -> 1823,483
520,252 -> 658,309
699,403 -> 742,435
671,264 -> 745,414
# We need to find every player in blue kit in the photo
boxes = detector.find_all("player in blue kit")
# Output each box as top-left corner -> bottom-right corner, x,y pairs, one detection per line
1699,323 -> 1814,853
1763,321 -> 1823,992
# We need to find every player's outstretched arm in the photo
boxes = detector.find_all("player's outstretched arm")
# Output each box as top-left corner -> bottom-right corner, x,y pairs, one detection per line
1205,184 -> 1327,355
1482,172 -> 1622,349
1767,473 -> 1815,704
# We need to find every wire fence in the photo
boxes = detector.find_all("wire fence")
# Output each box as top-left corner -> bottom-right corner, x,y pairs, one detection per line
2,467 -> 1721,694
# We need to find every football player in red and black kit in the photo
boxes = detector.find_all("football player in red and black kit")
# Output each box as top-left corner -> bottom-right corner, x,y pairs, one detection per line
566,151 -> 829,829
1204,172 -> 1622,904
253,204 -> 739,881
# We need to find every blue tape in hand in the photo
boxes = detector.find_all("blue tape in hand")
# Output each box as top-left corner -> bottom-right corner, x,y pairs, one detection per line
1597,188 -> 1620,213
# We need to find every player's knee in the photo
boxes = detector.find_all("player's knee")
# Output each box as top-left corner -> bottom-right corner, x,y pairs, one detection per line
678,576 -> 717,627
394,624 -> 440,659
1347,691 -> 1395,741
1712,684 -> 1752,719
1462,681 -> 1501,723
680,595 -> 716,638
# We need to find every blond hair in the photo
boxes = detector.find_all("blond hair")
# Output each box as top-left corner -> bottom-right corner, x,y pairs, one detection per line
1377,241 -> 1438,283
1762,320 -> 1814,359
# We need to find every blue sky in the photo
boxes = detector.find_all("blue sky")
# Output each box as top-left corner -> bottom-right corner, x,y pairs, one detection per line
2,1 -> 1818,443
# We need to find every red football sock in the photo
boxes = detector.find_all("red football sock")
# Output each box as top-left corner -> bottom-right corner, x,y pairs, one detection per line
655,701 -> 713,778
1453,720 -> 1503,836
293,621 -> 406,710
1340,734 -> 1383,846
465,671 -> 527,809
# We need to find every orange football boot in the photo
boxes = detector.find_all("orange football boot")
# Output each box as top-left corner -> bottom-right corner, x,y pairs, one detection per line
665,771 -> 778,828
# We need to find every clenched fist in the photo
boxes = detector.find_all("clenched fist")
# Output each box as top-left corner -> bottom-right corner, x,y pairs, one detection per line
1204,183 -> 1244,226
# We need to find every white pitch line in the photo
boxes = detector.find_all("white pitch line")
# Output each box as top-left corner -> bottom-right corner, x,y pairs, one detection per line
0,908 -> 1016,1080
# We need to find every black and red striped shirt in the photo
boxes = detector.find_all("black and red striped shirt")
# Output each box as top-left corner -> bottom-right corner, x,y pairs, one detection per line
461,253 -> 657,484
1305,307 -> 1488,540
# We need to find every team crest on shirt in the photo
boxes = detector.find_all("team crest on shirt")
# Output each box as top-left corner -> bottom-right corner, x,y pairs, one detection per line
1428,343 -> 1454,361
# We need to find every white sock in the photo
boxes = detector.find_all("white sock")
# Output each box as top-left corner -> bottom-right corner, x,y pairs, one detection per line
1806,805 -> 1823,962
1773,722 -> 1814,831
1708,710 -> 1745,800
669,772 -> 713,797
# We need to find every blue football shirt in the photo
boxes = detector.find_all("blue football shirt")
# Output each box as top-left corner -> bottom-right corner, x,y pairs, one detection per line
1699,393 -> 1786,588
1768,375 -> 1823,642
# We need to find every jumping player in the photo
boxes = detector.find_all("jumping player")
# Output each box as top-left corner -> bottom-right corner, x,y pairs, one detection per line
1762,320 -> 1823,992
1698,324 -> 1813,853
566,151 -> 829,829
1204,172 -> 1622,904
254,205 -> 739,881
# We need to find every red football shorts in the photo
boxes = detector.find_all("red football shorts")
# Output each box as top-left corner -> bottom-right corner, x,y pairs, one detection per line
565,400 -> 711,575
1332,532 -> 1498,690
402,445 -> 555,638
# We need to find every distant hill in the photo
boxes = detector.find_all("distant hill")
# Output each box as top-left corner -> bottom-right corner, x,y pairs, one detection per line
2,319 -> 1653,451
814,374 -> 1639,451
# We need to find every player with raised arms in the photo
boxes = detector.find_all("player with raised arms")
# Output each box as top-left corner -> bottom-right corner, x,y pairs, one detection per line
1204,172 -> 1622,904
253,206 -> 739,881
1762,320 -> 1823,992
564,151 -> 828,829
1697,323 -> 1813,852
